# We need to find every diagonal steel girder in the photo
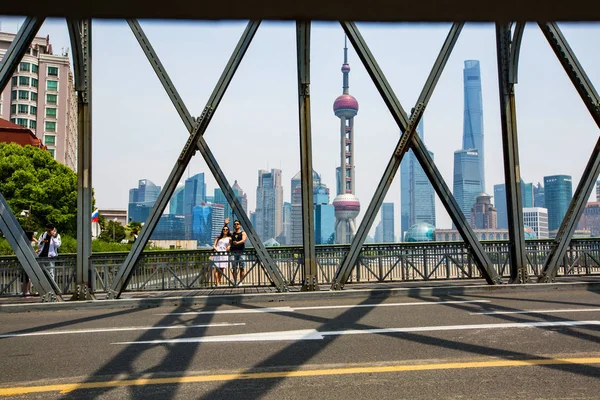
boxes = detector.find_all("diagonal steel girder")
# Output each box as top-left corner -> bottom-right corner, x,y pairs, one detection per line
127,19 -> 286,291
0,193 -> 61,302
68,19 -> 96,300
0,17 -> 45,94
108,20 -> 287,298
496,23 -> 529,284
296,21 -> 319,291
332,22 -> 499,289
538,22 -> 600,282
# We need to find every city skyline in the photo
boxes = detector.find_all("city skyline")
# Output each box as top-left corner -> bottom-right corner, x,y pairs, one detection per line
2,18 -> 598,237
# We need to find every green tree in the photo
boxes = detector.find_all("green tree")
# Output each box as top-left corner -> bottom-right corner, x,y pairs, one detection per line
0,143 -> 80,236
99,220 -> 126,243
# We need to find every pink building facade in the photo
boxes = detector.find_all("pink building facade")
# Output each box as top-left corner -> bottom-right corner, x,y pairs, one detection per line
0,32 -> 77,171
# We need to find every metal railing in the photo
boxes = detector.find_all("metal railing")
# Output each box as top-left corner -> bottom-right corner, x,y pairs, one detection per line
1,239 -> 600,296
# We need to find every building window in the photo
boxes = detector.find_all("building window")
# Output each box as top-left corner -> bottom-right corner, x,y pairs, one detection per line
19,76 -> 30,86
30,106 -> 37,115
10,104 -> 16,114
31,78 -> 38,88
11,90 -> 17,100
46,80 -> 58,91
48,148 -> 55,158
18,90 -> 29,100
46,107 -> 57,118
47,66 -> 59,76
11,76 -> 17,86
18,104 -> 28,114
29,120 -> 37,130
44,135 -> 56,146
19,62 -> 30,72
16,118 -> 28,127
45,121 -> 56,132
10,118 -> 16,124
32,64 -> 38,73
31,92 -> 38,102
46,94 -> 57,104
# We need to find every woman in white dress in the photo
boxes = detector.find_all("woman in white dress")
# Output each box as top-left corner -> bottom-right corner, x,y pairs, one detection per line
212,226 -> 231,285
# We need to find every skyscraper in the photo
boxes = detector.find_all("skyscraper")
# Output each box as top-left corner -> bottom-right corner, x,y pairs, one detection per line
128,179 -> 161,223
214,180 -> 247,228
544,175 -> 573,231
255,169 -> 283,241
493,180 -> 534,229
333,39 -> 361,244
470,193 -> 497,229
315,184 -> 336,245
290,170 -> 327,244
0,31 -> 78,170
281,202 -> 292,245
169,186 -> 185,216
453,149 -> 481,219
381,202 -> 395,242
184,173 -> 206,238
400,117 -> 435,239
462,60 -> 485,192
534,182 -> 545,208
192,204 -> 212,246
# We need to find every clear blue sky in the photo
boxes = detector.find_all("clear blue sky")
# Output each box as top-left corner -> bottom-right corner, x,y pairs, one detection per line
2,17 -> 599,236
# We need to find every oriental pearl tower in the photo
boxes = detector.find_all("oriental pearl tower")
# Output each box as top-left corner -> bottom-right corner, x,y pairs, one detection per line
332,38 -> 360,244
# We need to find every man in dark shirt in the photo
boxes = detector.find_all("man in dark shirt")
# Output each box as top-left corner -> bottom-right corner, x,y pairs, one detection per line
225,218 -> 247,285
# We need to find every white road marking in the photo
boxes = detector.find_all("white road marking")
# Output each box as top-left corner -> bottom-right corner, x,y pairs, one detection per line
471,308 -> 600,315
114,320 -> 600,345
0,323 -> 245,338
157,300 -> 490,316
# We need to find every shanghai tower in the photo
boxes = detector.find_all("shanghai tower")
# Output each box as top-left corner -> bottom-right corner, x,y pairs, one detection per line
453,60 -> 484,220
462,60 -> 485,192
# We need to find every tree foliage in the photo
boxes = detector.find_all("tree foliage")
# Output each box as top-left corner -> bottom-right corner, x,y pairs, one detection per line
0,143 -> 79,236
98,220 -> 126,243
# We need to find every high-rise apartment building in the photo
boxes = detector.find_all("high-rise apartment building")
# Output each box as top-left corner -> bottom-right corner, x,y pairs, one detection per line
462,60 -> 485,192
470,193 -> 497,229
493,180 -> 534,229
544,175 -> 573,231
255,169 -> 283,241
128,179 -> 161,223
523,207 -> 549,239
0,32 -> 77,170
381,202 -> 395,242
400,117 -> 435,239
453,149 -> 481,219
596,181 -> 600,202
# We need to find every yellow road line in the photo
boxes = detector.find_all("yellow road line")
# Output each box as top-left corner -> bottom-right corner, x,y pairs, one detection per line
1,357 -> 599,396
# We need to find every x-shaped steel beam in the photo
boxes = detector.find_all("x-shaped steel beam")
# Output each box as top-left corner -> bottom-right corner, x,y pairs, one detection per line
332,22 -> 501,289
108,20 -> 287,298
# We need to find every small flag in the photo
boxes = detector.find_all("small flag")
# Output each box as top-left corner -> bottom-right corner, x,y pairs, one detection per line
91,209 -> 99,223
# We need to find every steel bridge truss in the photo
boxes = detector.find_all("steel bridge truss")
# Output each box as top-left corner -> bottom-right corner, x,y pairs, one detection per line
1,20 -> 599,300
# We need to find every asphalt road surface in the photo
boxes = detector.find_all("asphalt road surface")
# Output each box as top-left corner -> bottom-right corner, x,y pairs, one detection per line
0,289 -> 599,399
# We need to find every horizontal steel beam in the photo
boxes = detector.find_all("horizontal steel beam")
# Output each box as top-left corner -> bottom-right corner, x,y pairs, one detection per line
1,1 -> 598,22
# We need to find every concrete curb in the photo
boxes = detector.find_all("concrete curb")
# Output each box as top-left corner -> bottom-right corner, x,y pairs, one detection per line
1,281 -> 599,313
